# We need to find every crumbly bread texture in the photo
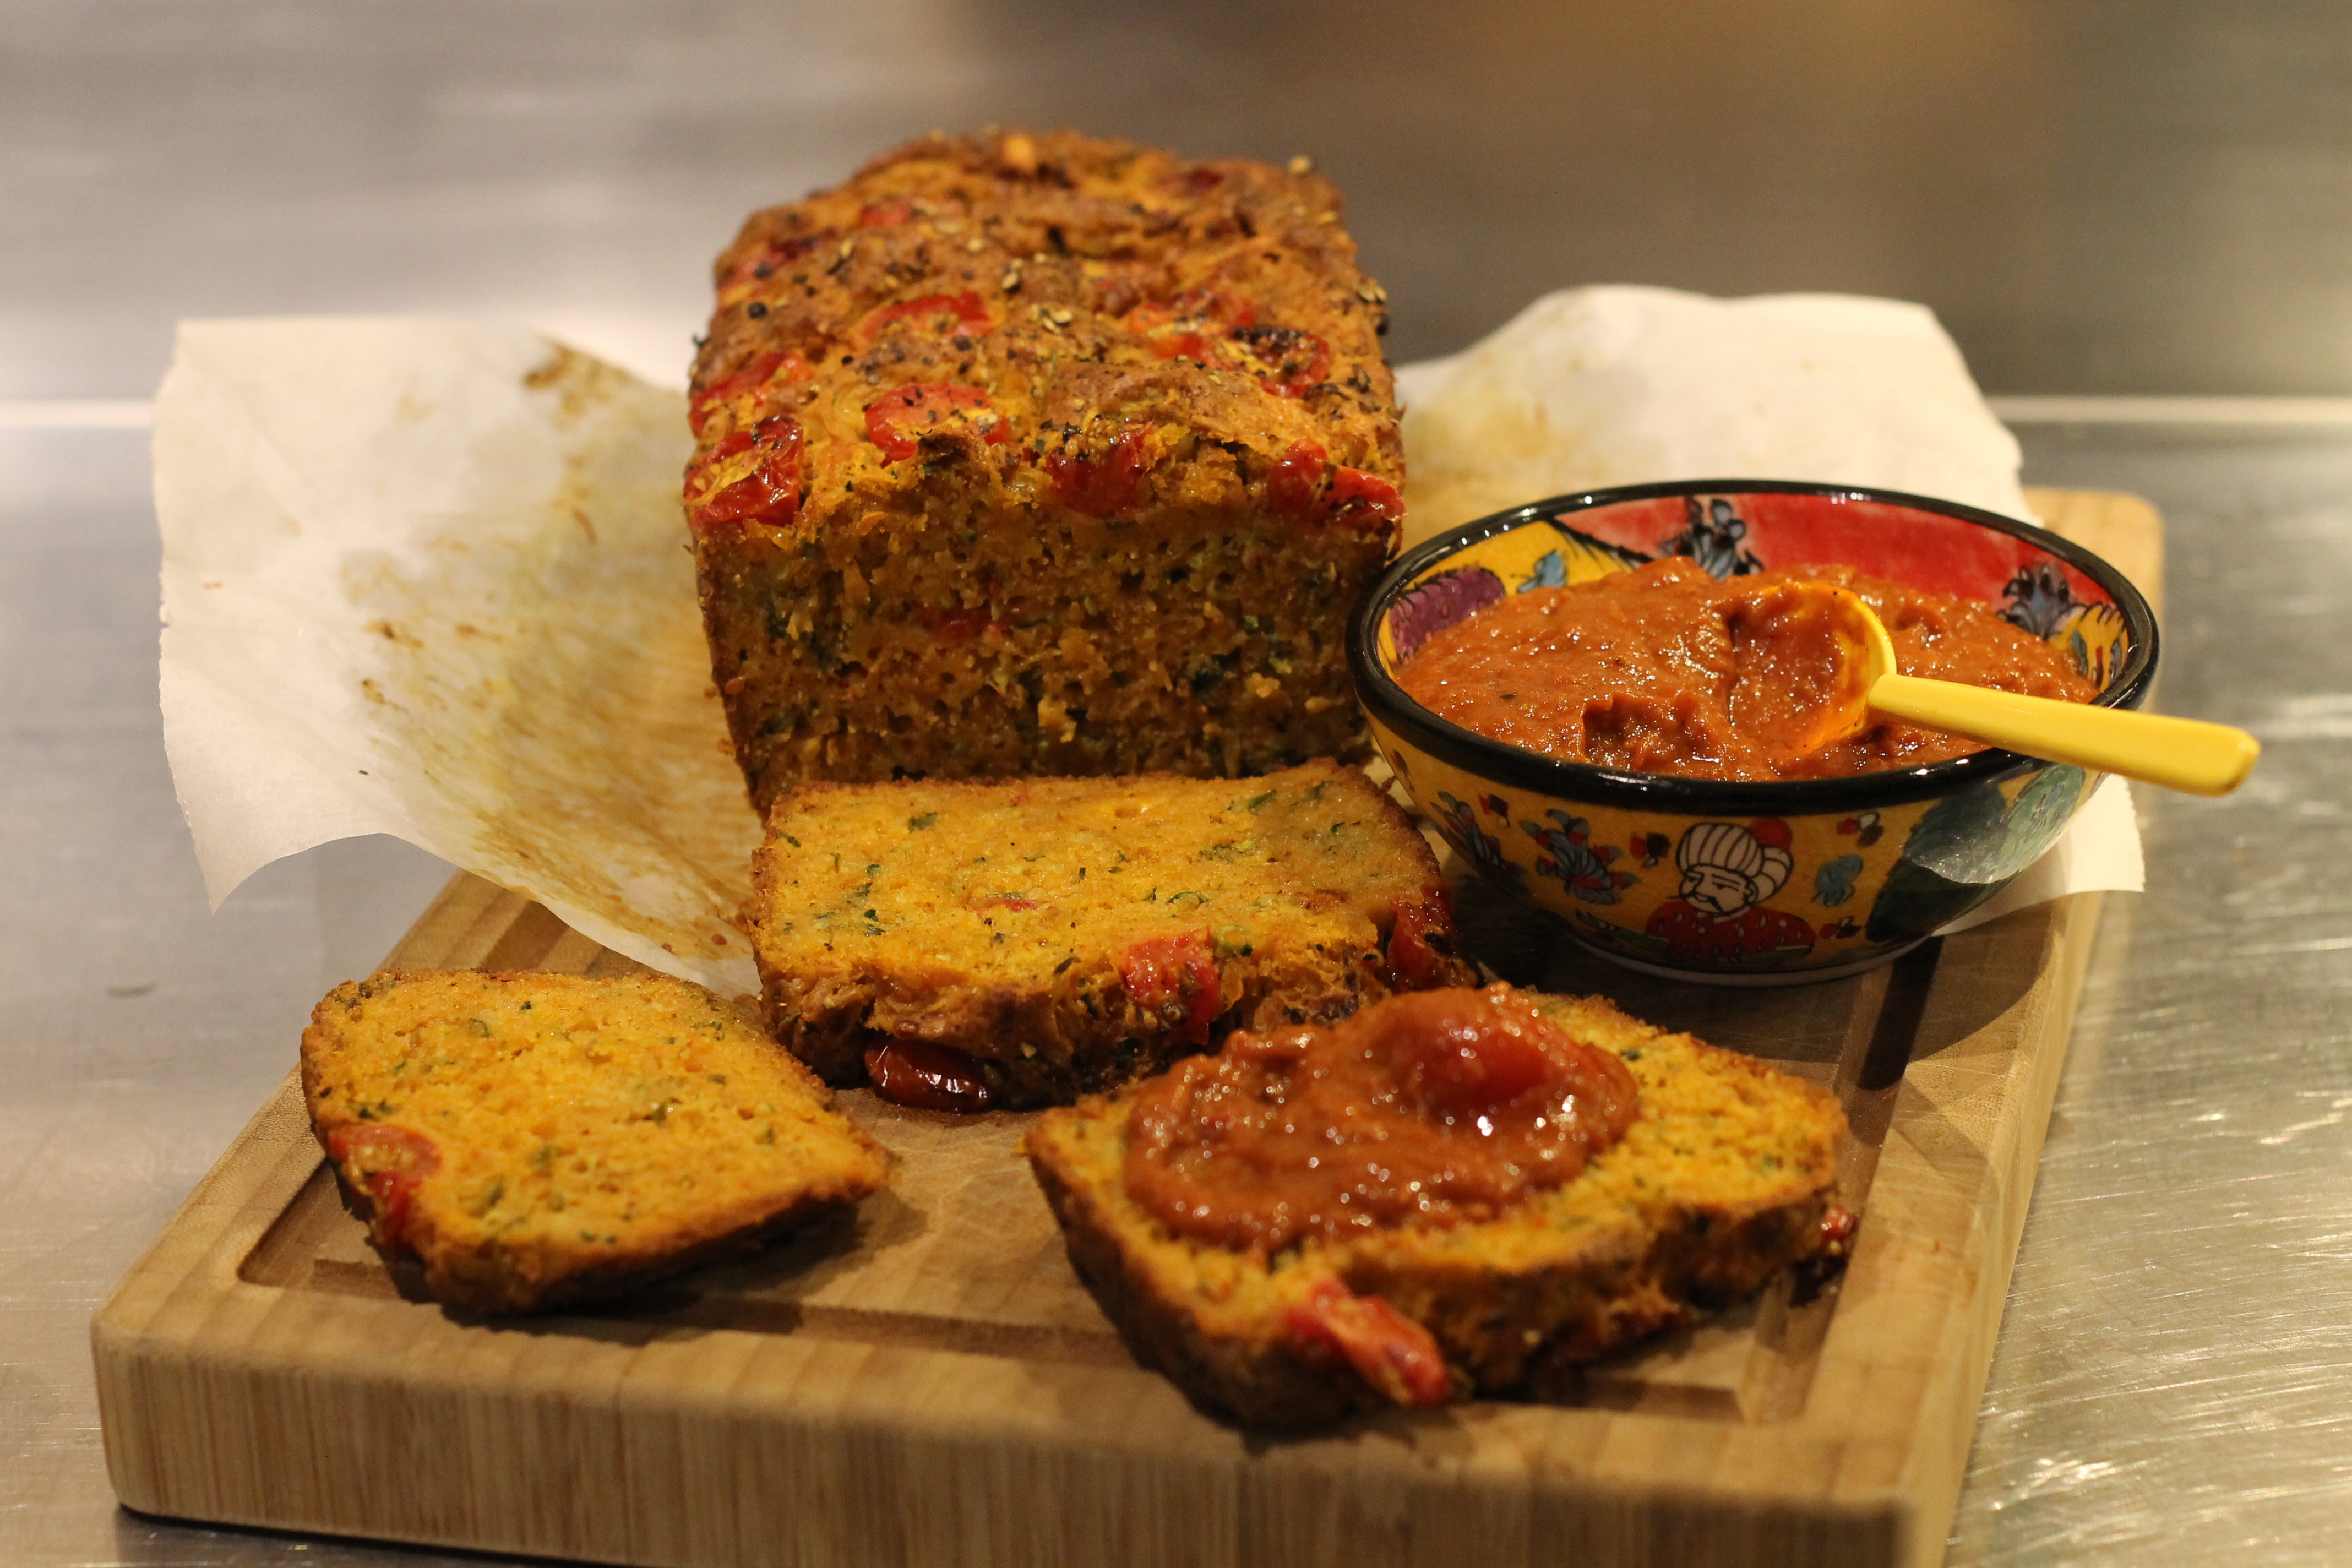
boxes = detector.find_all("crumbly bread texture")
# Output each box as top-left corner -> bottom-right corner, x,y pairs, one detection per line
301,970 -> 888,1313
748,761 -> 1472,1107
687,128 -> 1404,816
1024,986 -> 1848,1427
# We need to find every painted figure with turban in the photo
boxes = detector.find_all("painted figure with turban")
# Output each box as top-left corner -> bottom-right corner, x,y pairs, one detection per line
1643,818 -> 1817,965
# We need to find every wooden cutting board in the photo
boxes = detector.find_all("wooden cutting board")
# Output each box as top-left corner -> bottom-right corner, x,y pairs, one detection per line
93,492 -> 2158,1568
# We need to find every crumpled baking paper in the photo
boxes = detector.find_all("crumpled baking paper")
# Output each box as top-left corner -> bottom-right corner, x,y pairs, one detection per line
155,309 -> 2133,997
158,318 -> 762,993
1394,285 -> 2035,549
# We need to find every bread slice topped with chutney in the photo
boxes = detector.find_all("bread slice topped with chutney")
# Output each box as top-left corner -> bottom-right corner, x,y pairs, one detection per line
1023,983 -> 1849,1427
747,760 -> 1474,1112
301,969 -> 888,1314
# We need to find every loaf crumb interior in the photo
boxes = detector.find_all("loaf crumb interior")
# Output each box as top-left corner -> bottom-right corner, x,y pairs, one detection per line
750,761 -> 1471,1104
687,128 -> 1404,813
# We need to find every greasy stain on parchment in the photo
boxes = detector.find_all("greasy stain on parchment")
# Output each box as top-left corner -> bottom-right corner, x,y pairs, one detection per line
341,346 -> 761,990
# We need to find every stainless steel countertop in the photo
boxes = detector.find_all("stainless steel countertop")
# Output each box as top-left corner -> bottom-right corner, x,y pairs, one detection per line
8,5 -> 2352,1564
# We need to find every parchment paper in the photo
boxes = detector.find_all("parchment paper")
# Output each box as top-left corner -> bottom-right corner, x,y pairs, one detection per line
157,318 -> 760,993
1394,285 -> 2036,548
154,311 -> 2136,998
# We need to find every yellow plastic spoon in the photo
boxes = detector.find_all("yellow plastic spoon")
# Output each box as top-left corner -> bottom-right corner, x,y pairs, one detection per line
1763,583 -> 2258,797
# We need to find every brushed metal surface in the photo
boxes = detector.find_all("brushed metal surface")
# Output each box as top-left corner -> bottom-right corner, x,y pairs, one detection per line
7,3 -> 2352,1564
7,0 -> 2352,398
1948,427 -> 2352,1567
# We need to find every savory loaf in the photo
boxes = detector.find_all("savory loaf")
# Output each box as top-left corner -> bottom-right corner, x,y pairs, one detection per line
686,128 -> 1404,816
1024,984 -> 1849,1427
747,760 -> 1473,1110
301,969 -> 888,1313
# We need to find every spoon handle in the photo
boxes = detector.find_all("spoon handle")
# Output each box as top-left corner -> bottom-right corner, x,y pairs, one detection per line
1868,674 -> 2260,797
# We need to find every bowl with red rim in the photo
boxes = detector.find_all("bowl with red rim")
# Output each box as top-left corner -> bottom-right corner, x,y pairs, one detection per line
1347,480 -> 2158,984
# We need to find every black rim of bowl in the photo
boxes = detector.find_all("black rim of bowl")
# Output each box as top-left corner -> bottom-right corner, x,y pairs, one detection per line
1347,478 -> 2162,814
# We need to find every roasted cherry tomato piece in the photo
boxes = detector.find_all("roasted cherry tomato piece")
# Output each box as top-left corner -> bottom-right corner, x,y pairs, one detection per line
854,290 -> 993,347
1121,930 -> 1222,1044
688,416 -> 803,530
1123,289 -> 1256,364
857,198 -> 916,227
688,350 -> 812,437
689,351 -> 781,437
1231,324 -> 1332,397
1283,1277 -> 1452,1408
691,429 -> 755,471
1393,1004 -> 1560,1118
864,383 -> 1006,462
1268,438 -> 1327,521
1327,466 -> 1404,526
325,1123 -> 442,1251
1044,423 -> 1151,516
864,1039 -> 994,1113
1381,884 -> 1462,991
1120,300 -> 1207,361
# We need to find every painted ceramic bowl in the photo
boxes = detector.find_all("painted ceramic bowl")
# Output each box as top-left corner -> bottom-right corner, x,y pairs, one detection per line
1349,480 -> 2158,984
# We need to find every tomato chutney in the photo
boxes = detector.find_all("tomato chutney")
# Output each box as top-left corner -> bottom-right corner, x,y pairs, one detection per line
1123,986 -> 1640,1254
1396,558 -> 2099,781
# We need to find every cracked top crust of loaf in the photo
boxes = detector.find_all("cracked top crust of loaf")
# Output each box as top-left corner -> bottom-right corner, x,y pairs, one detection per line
687,127 -> 1400,532
684,129 -> 1406,808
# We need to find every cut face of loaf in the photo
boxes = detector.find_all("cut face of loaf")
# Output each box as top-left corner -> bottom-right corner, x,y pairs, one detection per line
1023,986 -> 1849,1428
687,129 -> 1404,816
747,762 -> 1474,1109
300,970 -> 888,1314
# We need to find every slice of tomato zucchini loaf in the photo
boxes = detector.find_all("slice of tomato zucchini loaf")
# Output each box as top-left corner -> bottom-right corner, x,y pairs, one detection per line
301,970 -> 888,1313
1023,983 -> 1850,1427
746,760 -> 1473,1110
687,128 -> 1403,817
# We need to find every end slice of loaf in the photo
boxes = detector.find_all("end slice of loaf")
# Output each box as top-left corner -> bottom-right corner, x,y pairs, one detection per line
1023,986 -> 1848,1427
748,760 -> 1473,1107
688,129 -> 1404,814
301,969 -> 888,1313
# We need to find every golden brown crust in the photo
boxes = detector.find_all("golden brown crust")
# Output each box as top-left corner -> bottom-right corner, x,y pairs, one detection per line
301,969 -> 888,1313
686,129 -> 1404,814
1022,988 -> 1847,1427
747,761 -> 1473,1107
